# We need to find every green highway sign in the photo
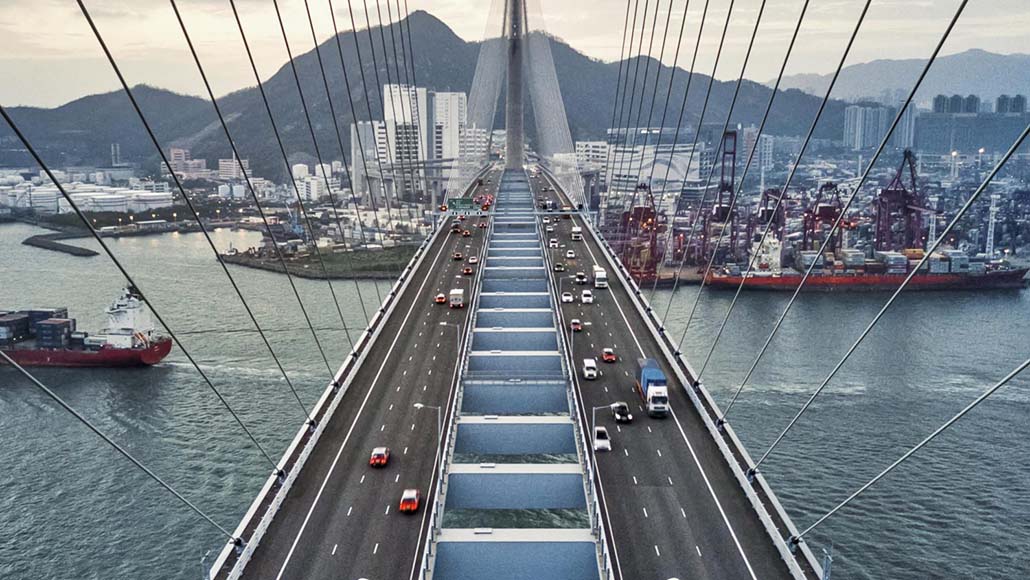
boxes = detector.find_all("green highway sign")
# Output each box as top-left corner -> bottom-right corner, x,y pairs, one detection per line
447,198 -> 474,210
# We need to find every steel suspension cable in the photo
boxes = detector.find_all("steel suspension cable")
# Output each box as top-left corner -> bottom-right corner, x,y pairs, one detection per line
613,0 -> 668,250
264,0 -> 369,337
604,0 -> 644,223
400,0 -> 436,213
754,111 -> 1021,475
169,0 -> 333,383
690,0 -> 812,388
652,0 -> 735,319
297,0 -> 380,321
791,351 -> 1030,545
626,0 -> 682,188
350,0 -> 399,228
725,0 -> 962,427
391,0 -> 432,219
367,0 -> 416,224
673,0 -> 769,354
643,0 -> 711,302
76,0 -> 321,437
0,351 -> 241,544
609,0 -> 652,237
597,0 -> 634,227
0,102 -> 288,468
375,0 -> 416,224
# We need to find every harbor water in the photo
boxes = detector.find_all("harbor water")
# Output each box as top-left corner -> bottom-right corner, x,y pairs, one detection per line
1,222 -> 1028,579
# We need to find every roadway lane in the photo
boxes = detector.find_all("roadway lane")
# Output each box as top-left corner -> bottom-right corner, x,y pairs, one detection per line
532,169 -> 794,580
243,169 -> 500,580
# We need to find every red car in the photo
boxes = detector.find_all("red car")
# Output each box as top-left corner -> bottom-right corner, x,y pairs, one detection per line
453,252 -> 463,261
462,229 -> 472,237
602,348 -> 617,363
434,293 -> 447,304
457,214 -> 466,222
462,266 -> 474,275
369,446 -> 390,467
570,319 -> 583,332
477,221 -> 487,229
399,488 -> 421,513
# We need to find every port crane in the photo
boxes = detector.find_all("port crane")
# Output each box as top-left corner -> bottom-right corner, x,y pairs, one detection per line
875,149 -> 930,251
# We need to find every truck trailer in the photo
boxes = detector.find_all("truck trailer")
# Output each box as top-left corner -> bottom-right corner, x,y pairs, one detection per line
635,358 -> 670,417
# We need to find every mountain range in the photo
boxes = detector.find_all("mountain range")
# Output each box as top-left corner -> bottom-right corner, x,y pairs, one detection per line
0,11 -> 849,182
774,49 -> 1030,105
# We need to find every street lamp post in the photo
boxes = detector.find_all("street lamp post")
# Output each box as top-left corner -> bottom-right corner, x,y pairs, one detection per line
413,403 -> 442,443
438,321 -> 462,357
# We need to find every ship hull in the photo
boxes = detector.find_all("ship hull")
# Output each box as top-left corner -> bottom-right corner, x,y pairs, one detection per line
1,338 -> 173,367
707,268 -> 1030,291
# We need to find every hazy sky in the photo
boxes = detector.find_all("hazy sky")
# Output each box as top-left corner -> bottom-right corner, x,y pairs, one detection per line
1,0 -> 1027,107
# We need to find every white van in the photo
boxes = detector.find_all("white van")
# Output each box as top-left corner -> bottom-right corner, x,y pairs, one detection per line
582,358 -> 598,380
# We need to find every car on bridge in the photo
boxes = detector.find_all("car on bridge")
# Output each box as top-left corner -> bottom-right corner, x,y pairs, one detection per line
452,252 -> 463,261
468,255 -> 479,264
399,488 -> 421,514
560,292 -> 574,303
462,266 -> 474,276
593,426 -> 611,452
548,238 -> 559,248
602,348 -> 617,363
611,402 -> 633,423
434,293 -> 447,305
566,250 -> 576,260
581,290 -> 594,304
462,229 -> 472,237
369,447 -> 391,467
570,319 -> 583,332
477,221 -> 487,229
545,225 -> 555,233
553,262 -> 566,272
574,272 -> 587,284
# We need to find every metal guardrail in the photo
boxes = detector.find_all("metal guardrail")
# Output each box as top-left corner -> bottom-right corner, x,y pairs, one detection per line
209,169 -> 493,580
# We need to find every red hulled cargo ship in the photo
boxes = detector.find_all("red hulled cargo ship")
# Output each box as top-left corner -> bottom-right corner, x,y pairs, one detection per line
0,287 -> 172,367
707,266 -> 1029,292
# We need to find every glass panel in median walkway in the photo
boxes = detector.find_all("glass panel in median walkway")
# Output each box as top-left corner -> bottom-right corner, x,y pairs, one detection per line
428,169 -> 601,580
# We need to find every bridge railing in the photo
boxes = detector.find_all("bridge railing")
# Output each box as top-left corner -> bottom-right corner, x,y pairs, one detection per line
210,166 -> 493,580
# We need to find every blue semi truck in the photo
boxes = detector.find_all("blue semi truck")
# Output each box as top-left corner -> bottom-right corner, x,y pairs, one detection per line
635,358 -> 670,417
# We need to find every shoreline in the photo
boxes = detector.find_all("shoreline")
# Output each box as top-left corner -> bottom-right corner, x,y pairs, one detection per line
220,248 -> 417,280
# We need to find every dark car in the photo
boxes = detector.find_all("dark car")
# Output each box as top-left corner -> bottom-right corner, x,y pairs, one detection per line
611,402 -> 633,423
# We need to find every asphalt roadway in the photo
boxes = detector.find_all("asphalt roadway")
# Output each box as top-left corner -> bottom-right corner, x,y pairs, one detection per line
242,169 -> 501,580
532,170 -> 794,580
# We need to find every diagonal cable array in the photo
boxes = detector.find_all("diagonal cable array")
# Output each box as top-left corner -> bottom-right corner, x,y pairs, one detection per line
607,0 -> 651,220
625,0 -> 678,187
389,0 -> 432,214
601,0 -> 644,217
673,0 -> 769,353
75,0 -> 327,436
788,122 -> 1029,545
168,0 -> 334,382
611,0 -> 664,241
265,0 -> 369,340
0,351 -> 241,545
597,0 -> 635,227
728,0 -> 966,435
692,0 -> 812,387
647,0 -> 735,303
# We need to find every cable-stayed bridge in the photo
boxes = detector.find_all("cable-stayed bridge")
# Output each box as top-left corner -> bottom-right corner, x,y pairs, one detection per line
2,1 -> 1028,579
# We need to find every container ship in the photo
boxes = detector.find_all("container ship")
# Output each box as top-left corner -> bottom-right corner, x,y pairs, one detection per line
0,287 -> 172,367
707,242 -> 1029,292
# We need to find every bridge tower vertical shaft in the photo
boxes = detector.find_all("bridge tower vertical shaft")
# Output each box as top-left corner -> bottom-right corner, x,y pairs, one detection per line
504,0 -> 525,169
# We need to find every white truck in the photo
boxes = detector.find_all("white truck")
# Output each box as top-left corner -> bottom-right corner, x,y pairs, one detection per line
449,288 -> 465,309
592,265 -> 608,289
570,226 -> 583,241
